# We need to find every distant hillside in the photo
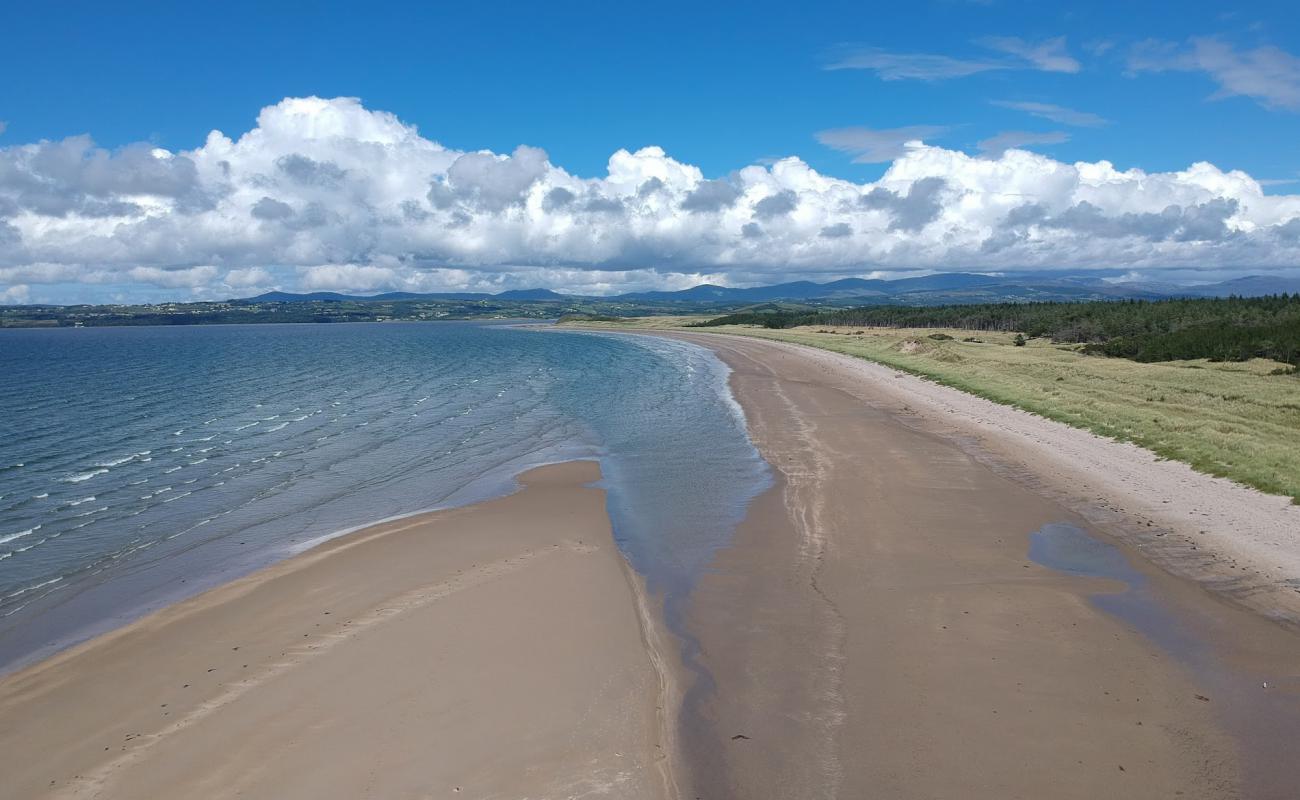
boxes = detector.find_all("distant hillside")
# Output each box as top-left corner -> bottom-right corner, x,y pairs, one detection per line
245,273 -> 1300,308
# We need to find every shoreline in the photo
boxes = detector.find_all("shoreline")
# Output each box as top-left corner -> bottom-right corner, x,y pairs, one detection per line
651,330 -> 1300,799
0,444 -> 601,680
0,461 -> 681,799
665,329 -> 1300,626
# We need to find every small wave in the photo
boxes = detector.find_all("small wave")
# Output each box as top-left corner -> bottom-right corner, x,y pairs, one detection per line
0,526 -> 40,545
73,506 -> 108,518
161,491 -> 192,503
260,415 -> 280,421
188,458 -> 208,465
33,492 -> 49,499
65,496 -> 96,507
173,429 -> 184,436
289,414 -> 310,421
234,422 -> 259,431
163,466 -> 183,474
93,454 -> 137,468
264,422 -> 289,432
63,468 -> 108,483
5,576 -> 62,599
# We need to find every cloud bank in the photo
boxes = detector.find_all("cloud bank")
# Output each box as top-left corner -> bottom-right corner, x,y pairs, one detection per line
2,96 -> 1300,300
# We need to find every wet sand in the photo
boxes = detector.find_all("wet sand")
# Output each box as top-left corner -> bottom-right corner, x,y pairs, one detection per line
0,461 -> 678,800
667,332 -> 1300,800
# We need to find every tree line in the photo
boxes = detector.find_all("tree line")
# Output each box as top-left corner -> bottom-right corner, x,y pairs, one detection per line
691,295 -> 1300,367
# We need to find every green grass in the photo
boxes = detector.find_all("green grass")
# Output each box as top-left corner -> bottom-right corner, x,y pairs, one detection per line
566,319 -> 1300,502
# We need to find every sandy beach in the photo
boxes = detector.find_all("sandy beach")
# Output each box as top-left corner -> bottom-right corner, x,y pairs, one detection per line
5,330 -> 1300,799
662,331 -> 1300,800
0,461 -> 676,800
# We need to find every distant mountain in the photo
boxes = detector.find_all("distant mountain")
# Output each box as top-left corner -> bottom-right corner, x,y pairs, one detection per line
495,288 -> 571,301
1178,276 -> 1300,297
243,273 -> 1300,308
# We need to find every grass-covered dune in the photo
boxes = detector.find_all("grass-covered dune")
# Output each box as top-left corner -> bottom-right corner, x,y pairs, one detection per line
566,316 -> 1300,503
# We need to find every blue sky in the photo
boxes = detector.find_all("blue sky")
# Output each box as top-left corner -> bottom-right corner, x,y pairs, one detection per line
2,0 -> 1300,302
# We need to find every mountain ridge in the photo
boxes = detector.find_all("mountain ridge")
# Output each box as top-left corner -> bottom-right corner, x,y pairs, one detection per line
245,272 -> 1300,306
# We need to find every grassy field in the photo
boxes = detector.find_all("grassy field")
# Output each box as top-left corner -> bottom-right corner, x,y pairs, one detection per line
566,318 -> 1300,502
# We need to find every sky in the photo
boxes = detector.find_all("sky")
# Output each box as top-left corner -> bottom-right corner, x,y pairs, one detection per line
2,0 -> 1300,303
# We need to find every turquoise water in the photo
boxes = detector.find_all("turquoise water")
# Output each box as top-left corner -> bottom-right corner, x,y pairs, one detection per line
0,322 -> 768,672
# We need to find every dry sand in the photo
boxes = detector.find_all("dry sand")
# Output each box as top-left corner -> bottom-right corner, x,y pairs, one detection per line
658,332 -> 1300,800
0,461 -> 677,800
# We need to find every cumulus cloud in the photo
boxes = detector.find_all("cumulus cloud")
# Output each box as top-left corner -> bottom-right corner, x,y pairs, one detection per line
1,283 -> 29,304
1129,37 -> 1300,111
224,267 -> 274,288
0,95 -> 1298,301
681,178 -> 741,212
860,177 -> 949,231
753,190 -> 798,219
127,265 -> 220,288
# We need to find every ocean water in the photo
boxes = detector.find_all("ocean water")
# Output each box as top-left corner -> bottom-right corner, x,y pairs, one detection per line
0,322 -> 769,672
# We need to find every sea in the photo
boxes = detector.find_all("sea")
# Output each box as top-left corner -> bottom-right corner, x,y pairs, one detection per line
0,322 -> 770,673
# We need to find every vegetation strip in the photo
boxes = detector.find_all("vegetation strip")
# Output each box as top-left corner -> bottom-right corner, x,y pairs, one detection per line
691,295 -> 1300,368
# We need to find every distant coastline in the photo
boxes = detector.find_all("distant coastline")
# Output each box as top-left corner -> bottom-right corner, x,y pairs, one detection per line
5,271 -> 1298,329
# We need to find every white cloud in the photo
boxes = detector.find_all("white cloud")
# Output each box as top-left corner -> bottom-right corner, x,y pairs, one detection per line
977,130 -> 1070,156
991,100 -> 1109,127
829,36 -> 1080,81
815,126 -> 948,163
0,95 -> 1298,300
224,267 -> 274,288
1,284 -> 29,304
1129,37 -> 1300,111
825,48 -> 1004,80
127,266 -> 220,288
979,36 -> 1081,74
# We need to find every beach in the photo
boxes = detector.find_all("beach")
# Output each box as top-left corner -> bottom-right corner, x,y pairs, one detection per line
669,331 -> 1300,800
0,461 -> 676,799
3,329 -> 1300,799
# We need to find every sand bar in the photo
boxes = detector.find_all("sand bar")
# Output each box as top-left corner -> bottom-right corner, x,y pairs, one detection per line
658,331 -> 1300,800
0,461 -> 676,800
